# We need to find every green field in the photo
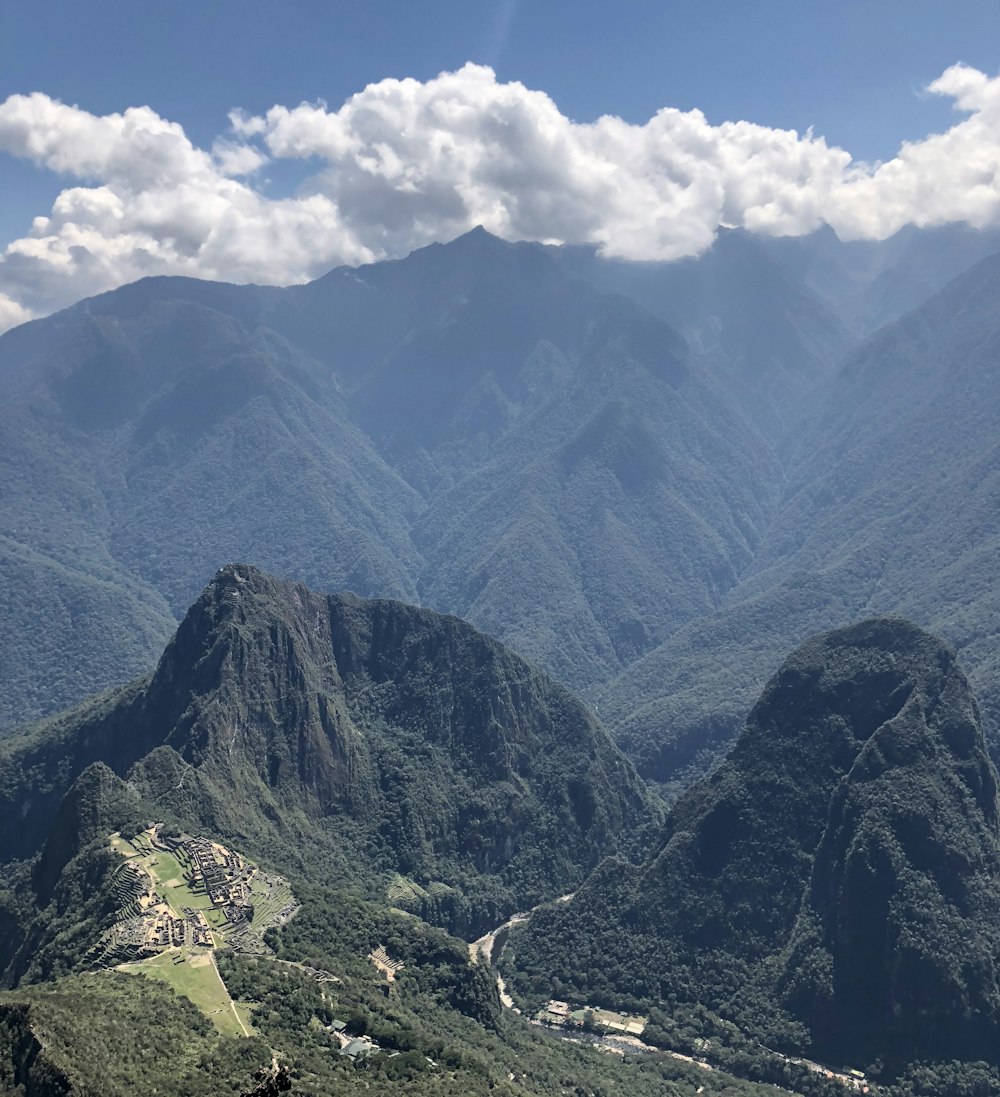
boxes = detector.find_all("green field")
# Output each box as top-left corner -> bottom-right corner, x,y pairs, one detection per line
233,999 -> 258,1035
204,906 -> 228,930
119,951 -> 248,1038
110,834 -> 141,860
113,836 -> 214,917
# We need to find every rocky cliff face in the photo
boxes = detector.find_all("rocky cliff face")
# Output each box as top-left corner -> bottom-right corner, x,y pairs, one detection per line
0,565 -> 655,934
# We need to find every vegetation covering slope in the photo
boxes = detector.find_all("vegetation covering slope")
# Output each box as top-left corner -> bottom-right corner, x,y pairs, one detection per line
0,962 -> 801,1097
606,249 -> 1000,787
0,564 -> 655,946
0,228 -> 784,730
510,619 -> 1000,1078
4,221 -> 1000,808
0,568 -> 811,1097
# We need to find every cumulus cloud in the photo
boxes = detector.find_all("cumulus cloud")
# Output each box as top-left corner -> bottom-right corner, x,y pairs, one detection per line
1,62 -> 1000,331
0,292 -> 32,330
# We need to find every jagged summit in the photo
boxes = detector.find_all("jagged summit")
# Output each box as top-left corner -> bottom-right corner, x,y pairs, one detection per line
0,566 -> 654,936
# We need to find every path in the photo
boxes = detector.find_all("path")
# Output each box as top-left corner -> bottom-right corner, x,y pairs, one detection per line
468,892 -> 574,1008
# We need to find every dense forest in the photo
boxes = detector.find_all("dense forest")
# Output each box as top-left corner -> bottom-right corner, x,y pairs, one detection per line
507,620 -> 1000,1088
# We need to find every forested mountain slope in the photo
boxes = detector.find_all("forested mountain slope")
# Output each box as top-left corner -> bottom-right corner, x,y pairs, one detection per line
0,564 -> 654,945
511,620 -> 1000,1073
550,228 -> 853,440
0,285 -> 421,728
4,222 -> 1000,810
1,567 -> 751,1097
606,250 -> 1000,785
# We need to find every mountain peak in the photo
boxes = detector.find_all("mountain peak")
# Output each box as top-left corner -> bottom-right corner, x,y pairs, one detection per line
514,617 -> 1000,1067
454,223 -> 497,243
3,568 -> 653,937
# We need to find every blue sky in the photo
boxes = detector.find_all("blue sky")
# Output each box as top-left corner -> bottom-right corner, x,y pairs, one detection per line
5,1 -> 998,156
2,0 -> 1000,327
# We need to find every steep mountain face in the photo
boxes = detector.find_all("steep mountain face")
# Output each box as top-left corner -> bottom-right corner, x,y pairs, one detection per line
606,249 -> 1000,786
551,229 -> 853,439
406,298 -> 780,688
0,565 -> 654,936
511,620 -> 1000,1066
0,227 -> 784,729
280,229 -> 782,687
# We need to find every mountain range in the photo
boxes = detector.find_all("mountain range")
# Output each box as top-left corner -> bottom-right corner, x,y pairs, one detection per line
4,222 -> 1000,804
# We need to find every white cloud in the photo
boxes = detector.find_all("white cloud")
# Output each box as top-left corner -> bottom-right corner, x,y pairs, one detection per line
0,291 -> 32,330
1,62 -> 1000,331
211,139 -> 268,177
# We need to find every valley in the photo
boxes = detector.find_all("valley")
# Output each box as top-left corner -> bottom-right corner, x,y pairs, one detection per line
5,224 -> 1000,807
474,895 -> 873,1093
3,228 -> 1000,1096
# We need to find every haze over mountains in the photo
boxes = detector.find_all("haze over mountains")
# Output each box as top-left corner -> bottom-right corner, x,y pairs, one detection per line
4,220 -> 1000,798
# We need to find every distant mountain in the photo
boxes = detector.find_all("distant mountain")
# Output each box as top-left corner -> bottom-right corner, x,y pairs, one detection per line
0,227 -> 782,729
549,228 -> 854,439
607,249 -> 1000,786
5,222 -> 1000,808
757,222 -> 1000,338
511,619 -> 1000,1069
0,284 -> 421,728
0,564 -> 654,946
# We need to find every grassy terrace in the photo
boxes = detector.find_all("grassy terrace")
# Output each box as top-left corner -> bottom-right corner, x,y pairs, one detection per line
119,950 -> 250,1038
112,834 -> 213,918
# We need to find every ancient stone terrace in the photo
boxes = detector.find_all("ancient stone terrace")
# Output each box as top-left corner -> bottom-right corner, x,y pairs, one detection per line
92,826 -> 297,970
180,834 -> 254,919
369,945 -> 404,982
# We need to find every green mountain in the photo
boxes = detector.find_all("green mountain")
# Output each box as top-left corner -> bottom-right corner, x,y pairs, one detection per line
510,619 -> 1000,1075
550,228 -> 854,440
0,228 -> 783,731
0,283 -> 421,729
0,564 -> 654,942
606,249 -> 1000,789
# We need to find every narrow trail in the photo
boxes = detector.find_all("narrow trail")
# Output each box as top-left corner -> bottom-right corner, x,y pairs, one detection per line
229,995 -> 251,1038
208,951 -> 251,1037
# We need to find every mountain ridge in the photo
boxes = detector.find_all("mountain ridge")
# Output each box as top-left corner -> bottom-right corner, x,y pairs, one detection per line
0,564 -> 656,940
